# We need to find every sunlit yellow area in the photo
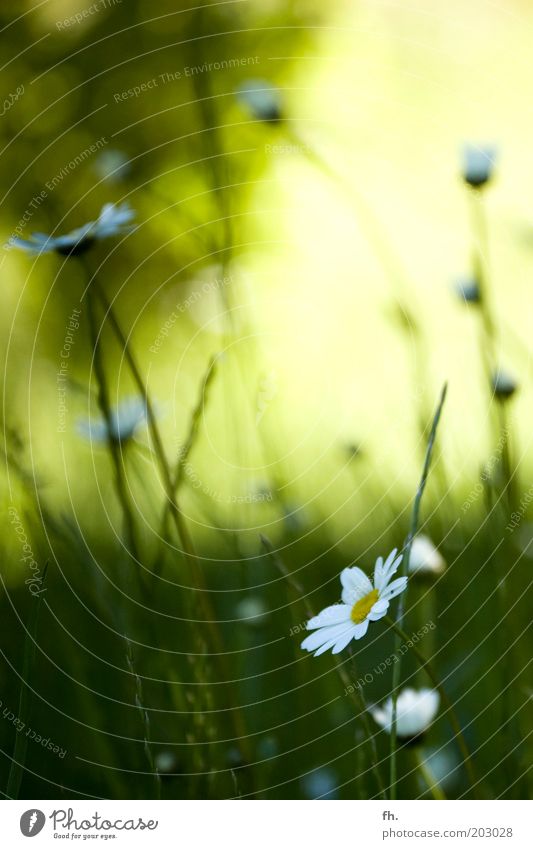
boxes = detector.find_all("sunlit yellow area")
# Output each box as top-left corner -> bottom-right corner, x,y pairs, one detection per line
0,0 -> 531,802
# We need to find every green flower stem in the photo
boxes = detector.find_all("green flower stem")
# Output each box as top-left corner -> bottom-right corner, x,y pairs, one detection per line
413,747 -> 446,800
386,615 -> 477,794
286,126 -> 452,516
260,534 -> 386,799
469,190 -> 515,512
389,383 -> 447,800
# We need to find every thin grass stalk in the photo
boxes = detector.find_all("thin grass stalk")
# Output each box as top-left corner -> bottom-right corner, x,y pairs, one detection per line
413,747 -> 446,800
86,289 -> 140,559
152,353 -> 220,581
85,270 -> 253,772
86,289 -> 161,797
389,383 -> 447,799
260,534 -> 386,799
6,563 -> 48,798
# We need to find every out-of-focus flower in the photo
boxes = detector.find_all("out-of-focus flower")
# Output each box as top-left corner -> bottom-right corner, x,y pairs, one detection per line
235,596 -> 269,627
237,79 -> 283,122
462,144 -> 496,189
93,149 -> 131,183
455,276 -> 480,304
301,768 -> 339,799
12,202 -> 135,256
301,549 -> 407,656
492,368 -> 518,400
155,751 -> 178,775
77,396 -> 148,445
370,688 -> 439,740
409,535 -> 446,576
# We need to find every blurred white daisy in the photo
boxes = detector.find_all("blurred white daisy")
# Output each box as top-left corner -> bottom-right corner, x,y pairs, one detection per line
409,535 -> 446,576
370,688 -> 439,740
462,144 -> 496,189
77,396 -> 148,444
237,79 -> 283,122
12,202 -> 135,256
93,149 -> 131,184
300,549 -> 407,657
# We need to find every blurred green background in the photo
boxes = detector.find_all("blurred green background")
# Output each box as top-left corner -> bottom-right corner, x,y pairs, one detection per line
0,0 -> 531,800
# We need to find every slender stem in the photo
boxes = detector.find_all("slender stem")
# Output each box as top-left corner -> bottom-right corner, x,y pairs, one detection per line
287,126 -> 453,516
386,616 -> 477,793
389,383 -> 447,799
85,271 -> 252,770
413,747 -> 446,800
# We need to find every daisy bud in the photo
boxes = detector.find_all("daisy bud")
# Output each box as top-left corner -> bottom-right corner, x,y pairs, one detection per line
237,79 -> 283,123
455,276 -> 480,304
462,144 -> 496,189
408,535 -> 446,576
492,368 -> 518,401
370,688 -> 440,742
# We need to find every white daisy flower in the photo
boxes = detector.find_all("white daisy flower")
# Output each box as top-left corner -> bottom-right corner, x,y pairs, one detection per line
462,144 -> 496,189
237,79 -> 283,122
11,202 -> 135,256
409,535 -> 446,576
300,549 -> 407,657
77,396 -> 148,445
370,688 -> 440,739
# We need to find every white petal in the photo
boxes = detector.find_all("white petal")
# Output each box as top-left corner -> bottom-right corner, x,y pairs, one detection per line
306,604 -> 351,630
340,566 -> 373,604
301,622 -> 353,653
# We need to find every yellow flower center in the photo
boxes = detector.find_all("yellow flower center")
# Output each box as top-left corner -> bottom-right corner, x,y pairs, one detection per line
351,588 -> 379,624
